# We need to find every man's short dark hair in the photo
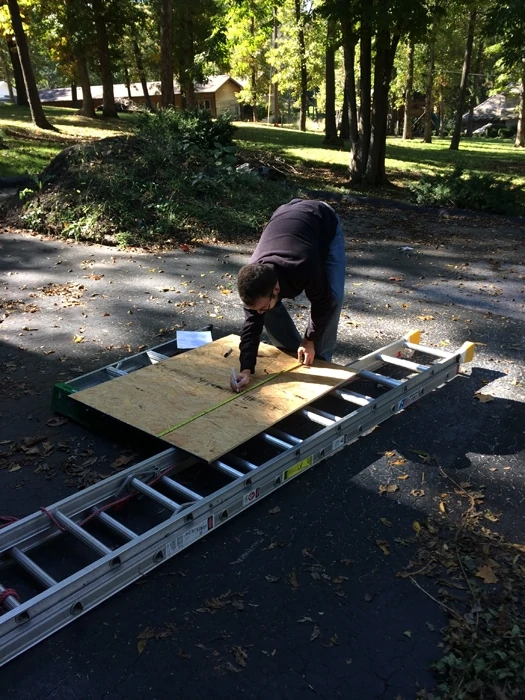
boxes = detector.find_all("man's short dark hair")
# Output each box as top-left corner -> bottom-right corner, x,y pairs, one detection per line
237,263 -> 277,306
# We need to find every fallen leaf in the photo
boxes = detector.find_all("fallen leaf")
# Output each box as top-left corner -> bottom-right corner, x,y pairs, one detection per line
264,574 -> 280,583
403,630 -> 412,638
439,501 -> 447,514
484,511 -> 500,522
410,489 -> 425,498
475,565 -> 498,584
289,570 -> 299,589
412,521 -> 421,535
73,335 -> 84,343
46,417 -> 68,427
137,640 -> 147,655
380,518 -> 392,527
233,646 -> 248,667
268,506 -> 281,514
416,315 -> 434,321
379,483 -> 399,495
397,474 -> 409,480
310,625 -> 321,641
474,392 -> 494,403
391,458 -> 407,467
376,539 -> 390,555
110,453 -> 136,470
324,634 -> 339,647
297,616 -> 313,623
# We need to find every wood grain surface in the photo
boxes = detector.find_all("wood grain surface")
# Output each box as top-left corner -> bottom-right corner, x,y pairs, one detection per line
72,334 -> 356,462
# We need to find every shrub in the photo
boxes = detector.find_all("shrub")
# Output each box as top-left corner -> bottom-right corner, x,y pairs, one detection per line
18,111 -> 290,247
409,165 -> 523,216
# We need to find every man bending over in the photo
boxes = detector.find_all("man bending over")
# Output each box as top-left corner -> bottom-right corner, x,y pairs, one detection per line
231,199 -> 346,392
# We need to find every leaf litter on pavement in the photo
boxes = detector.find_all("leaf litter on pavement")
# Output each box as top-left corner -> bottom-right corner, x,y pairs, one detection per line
397,451 -> 525,699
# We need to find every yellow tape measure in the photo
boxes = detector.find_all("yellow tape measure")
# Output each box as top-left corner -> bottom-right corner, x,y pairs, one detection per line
157,363 -> 301,438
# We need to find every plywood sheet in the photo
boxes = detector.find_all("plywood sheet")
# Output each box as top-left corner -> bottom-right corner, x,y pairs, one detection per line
72,334 -> 356,462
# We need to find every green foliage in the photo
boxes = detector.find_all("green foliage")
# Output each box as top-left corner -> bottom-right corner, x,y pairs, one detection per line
409,165 -> 523,216
18,110 -> 289,247
135,107 -> 236,150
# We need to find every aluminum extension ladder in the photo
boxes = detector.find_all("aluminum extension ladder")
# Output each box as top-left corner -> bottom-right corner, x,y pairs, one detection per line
0,330 -> 475,667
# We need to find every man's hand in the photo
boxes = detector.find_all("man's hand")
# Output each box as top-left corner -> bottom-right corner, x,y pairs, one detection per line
297,339 -> 315,366
231,368 -> 251,393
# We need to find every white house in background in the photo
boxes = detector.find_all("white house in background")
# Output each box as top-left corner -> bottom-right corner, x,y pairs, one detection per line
0,81 -> 16,101
462,91 -> 520,129
38,75 -> 244,118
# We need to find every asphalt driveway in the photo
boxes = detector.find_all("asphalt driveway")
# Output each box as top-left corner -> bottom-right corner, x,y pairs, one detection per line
1,200 -> 524,699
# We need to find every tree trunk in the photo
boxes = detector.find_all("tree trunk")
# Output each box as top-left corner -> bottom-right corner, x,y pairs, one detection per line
272,8 -> 279,125
340,16 -> 359,178
160,0 -> 174,108
339,83 -> 349,140
424,20 -> 436,144
358,13 -> 372,177
91,0 -> 118,118
76,54 -> 96,117
71,82 -> 79,109
124,66 -> 132,99
516,61 -> 525,148
250,17 -> 258,121
450,9 -> 477,151
466,38 -> 484,137
294,0 -> 307,132
323,19 -> 338,144
7,37 -> 27,105
402,39 -> 414,140
133,39 -> 153,111
7,0 -> 54,129
364,29 -> 399,185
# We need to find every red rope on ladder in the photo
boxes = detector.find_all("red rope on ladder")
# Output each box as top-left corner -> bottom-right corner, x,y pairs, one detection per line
0,516 -> 18,529
0,588 -> 20,607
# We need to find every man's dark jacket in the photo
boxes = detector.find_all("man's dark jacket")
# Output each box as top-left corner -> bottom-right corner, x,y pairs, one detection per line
239,199 -> 339,372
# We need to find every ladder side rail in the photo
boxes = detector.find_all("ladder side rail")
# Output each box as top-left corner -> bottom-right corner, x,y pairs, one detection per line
0,448 -> 188,556
341,332 -> 418,373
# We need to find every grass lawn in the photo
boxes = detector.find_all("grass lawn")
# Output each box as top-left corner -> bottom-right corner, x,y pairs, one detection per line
0,103 -> 137,178
1,104 -> 523,208
234,122 -> 525,197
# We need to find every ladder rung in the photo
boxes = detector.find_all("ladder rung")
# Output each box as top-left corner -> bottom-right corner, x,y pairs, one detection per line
261,432 -> 293,450
228,455 -> 258,471
300,408 -> 335,427
335,389 -> 373,406
53,511 -> 111,557
268,428 -> 302,445
0,584 -> 20,610
358,369 -> 403,388
10,547 -> 57,589
131,479 -> 181,511
404,341 -> 451,358
96,511 -> 138,541
146,350 -> 169,364
161,477 -> 203,501
214,461 -> 243,479
377,354 -> 429,373
106,367 -> 128,378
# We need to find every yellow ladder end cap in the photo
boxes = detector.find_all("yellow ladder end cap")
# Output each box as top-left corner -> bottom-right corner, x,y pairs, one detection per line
461,342 -> 475,363
405,329 -> 421,344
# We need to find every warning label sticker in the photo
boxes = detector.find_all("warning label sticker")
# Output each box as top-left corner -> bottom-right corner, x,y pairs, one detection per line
283,455 -> 313,481
243,487 -> 260,506
166,515 -> 214,558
